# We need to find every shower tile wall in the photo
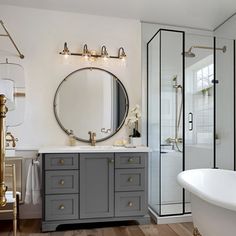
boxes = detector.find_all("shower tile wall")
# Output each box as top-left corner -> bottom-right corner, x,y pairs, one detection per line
161,80 -> 183,205
161,83 -> 176,144
194,91 -> 213,144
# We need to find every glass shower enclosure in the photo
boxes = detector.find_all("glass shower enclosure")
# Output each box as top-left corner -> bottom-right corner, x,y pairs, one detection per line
147,29 -> 235,217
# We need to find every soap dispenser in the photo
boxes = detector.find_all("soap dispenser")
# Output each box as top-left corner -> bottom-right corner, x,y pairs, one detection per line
68,130 -> 76,146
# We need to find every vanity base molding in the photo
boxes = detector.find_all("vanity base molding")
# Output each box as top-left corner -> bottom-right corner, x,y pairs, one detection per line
41,149 -> 149,233
42,215 -> 150,232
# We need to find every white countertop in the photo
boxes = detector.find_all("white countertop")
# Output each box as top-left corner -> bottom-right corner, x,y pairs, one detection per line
38,145 -> 151,153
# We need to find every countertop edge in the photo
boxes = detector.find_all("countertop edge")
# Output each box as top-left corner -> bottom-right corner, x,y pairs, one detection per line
38,146 -> 151,154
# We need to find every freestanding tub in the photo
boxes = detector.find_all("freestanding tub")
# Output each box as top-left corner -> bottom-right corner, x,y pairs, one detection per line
177,169 -> 236,236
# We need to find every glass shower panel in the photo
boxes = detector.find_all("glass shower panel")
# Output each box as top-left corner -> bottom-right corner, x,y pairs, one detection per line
160,30 -> 184,215
215,38 -> 235,170
184,34 -> 215,213
148,33 -> 161,215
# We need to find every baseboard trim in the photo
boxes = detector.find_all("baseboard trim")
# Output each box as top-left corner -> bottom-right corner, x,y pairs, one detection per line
149,207 -> 192,224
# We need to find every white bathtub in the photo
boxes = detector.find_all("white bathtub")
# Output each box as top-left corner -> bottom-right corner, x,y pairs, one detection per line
177,169 -> 236,236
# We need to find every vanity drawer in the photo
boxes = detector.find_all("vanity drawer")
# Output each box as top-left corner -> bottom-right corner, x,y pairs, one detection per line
45,194 -> 79,221
115,153 -> 146,168
45,170 -> 79,194
45,153 -> 79,170
115,192 -> 146,217
115,169 -> 145,191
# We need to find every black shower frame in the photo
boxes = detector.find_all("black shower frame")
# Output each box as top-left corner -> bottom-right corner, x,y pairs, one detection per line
234,40 -> 236,171
147,29 -> 236,217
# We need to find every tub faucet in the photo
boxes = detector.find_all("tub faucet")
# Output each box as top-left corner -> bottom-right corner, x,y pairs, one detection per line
6,132 -> 18,148
88,131 -> 96,146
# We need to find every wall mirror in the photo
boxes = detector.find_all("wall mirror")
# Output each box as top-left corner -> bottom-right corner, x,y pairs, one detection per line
54,67 -> 129,142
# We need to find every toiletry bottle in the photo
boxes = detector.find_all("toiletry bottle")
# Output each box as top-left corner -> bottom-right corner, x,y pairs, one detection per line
68,130 -> 76,146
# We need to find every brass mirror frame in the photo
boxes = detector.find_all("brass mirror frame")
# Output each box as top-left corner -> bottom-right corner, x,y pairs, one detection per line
53,67 -> 129,143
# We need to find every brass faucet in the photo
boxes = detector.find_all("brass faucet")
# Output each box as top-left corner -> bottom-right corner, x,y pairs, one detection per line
88,131 -> 96,146
6,132 -> 18,148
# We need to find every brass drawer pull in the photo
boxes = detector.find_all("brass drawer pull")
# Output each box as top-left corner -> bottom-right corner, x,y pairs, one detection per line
128,177 -> 133,182
59,159 -> 65,165
128,202 -> 133,207
128,158 -> 134,163
59,180 -> 65,185
59,204 -> 65,210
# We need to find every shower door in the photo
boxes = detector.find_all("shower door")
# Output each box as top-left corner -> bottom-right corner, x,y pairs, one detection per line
184,34 -> 215,213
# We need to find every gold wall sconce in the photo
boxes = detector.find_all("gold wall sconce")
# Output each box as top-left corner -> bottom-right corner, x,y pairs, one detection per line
59,42 -> 127,60
0,20 -> 24,59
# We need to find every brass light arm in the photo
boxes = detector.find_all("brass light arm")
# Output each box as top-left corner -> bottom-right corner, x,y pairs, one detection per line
0,94 -> 8,207
0,20 -> 25,59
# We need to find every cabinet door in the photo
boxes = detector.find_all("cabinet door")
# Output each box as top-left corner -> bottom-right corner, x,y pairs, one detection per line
80,153 -> 114,219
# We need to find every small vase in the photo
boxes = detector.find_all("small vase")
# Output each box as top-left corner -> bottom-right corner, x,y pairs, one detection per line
130,137 -> 142,146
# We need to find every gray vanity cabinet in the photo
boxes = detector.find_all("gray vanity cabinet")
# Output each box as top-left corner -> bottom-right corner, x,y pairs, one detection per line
42,151 -> 149,232
80,153 -> 114,218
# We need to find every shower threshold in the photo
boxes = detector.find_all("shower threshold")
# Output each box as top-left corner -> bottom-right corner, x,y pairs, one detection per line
149,204 -> 192,224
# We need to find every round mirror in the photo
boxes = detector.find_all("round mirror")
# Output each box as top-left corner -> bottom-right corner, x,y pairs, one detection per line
54,67 -> 129,142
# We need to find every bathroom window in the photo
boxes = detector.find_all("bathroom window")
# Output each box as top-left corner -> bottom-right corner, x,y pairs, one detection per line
195,64 -> 213,92
193,62 -> 214,144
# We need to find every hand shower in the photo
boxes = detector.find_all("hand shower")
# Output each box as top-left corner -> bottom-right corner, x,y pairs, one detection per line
170,75 -> 183,152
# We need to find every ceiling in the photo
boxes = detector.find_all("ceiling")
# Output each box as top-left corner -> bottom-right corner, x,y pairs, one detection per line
0,0 -> 236,30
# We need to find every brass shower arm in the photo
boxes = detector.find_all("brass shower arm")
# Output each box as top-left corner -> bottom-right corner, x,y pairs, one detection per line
189,45 -> 227,53
0,20 -> 25,59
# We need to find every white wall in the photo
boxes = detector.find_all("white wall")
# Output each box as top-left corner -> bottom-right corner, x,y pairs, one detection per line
0,5 -> 141,149
214,15 -> 236,39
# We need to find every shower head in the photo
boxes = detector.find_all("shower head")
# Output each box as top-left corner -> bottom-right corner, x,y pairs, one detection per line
183,45 -> 227,58
183,47 -> 196,58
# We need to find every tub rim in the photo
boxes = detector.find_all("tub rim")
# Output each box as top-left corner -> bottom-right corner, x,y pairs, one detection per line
177,168 -> 236,212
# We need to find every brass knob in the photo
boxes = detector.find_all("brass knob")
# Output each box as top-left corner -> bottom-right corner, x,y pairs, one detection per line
59,204 -> 65,210
128,158 -> 134,163
59,159 -> 64,165
128,177 -> 133,182
128,202 -> 133,207
59,180 -> 65,185
109,159 -> 114,163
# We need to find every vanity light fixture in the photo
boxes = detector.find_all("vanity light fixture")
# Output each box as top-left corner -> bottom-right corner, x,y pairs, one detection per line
82,44 -> 90,59
60,42 -> 70,57
118,47 -> 126,60
59,42 -> 127,60
101,45 -> 109,60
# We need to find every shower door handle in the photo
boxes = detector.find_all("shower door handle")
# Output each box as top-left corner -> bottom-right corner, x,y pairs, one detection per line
188,112 -> 193,131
